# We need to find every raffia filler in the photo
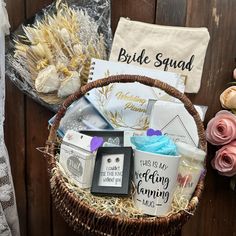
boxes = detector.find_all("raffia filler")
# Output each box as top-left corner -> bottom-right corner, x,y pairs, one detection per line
49,154 -> 190,219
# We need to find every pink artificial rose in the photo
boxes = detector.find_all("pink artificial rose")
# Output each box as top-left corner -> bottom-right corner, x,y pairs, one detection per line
206,110 -> 236,145
211,141 -> 236,176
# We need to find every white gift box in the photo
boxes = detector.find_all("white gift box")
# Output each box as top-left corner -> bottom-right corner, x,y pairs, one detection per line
59,130 -> 96,189
133,149 -> 180,216
149,101 -> 206,146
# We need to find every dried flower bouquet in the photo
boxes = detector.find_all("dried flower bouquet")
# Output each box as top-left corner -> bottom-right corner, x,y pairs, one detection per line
7,0 -> 111,109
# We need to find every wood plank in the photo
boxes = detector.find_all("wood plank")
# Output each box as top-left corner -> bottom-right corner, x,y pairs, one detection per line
25,1 -> 54,236
6,0 -> 26,29
26,0 -> 53,18
23,1 -> 77,235
26,98 -> 53,236
5,0 -> 26,236
155,0 -> 186,26
111,0 -> 156,31
52,206 -> 79,236
183,1 -> 236,235
5,83 -> 26,236
185,0 -> 236,122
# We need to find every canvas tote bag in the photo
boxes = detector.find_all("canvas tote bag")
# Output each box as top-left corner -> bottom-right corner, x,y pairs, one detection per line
109,17 -> 210,93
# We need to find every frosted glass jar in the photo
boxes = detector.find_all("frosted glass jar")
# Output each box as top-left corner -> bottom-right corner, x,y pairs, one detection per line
175,142 -> 206,201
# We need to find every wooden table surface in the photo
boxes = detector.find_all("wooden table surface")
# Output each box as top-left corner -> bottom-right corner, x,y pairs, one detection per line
5,0 -> 236,235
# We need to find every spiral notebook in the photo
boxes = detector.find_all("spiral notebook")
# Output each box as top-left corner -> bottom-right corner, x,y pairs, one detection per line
86,58 -> 185,130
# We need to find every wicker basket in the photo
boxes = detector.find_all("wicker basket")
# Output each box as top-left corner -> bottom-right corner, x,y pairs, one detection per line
45,75 -> 207,236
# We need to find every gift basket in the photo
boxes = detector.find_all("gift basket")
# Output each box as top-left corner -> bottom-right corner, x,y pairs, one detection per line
45,74 -> 207,236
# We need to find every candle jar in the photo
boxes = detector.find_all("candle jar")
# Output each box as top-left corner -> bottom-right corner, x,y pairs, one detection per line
175,142 -> 206,201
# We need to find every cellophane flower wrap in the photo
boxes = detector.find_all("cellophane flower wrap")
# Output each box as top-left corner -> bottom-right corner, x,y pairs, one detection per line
6,0 -> 112,111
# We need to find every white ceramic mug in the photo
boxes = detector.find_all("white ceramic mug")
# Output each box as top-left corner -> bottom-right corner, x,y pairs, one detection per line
133,149 -> 180,216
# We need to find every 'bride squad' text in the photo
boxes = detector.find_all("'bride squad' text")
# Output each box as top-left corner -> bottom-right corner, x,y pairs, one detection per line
118,48 -> 194,72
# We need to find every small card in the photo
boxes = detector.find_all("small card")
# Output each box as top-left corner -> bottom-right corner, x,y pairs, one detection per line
80,130 -> 124,147
149,101 -> 206,146
80,129 -> 146,148
123,130 -> 146,148
63,130 -> 94,152
98,153 -> 124,187
91,147 -> 133,196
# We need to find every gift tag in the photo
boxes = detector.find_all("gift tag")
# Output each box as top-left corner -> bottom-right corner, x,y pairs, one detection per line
64,130 -> 103,152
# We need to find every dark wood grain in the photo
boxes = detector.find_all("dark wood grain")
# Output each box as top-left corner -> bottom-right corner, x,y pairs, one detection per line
5,83 -> 27,236
25,1 -> 54,236
26,0 -> 53,18
52,206 -> 78,236
5,1 -> 26,236
182,1 -> 236,235
26,98 -> 53,236
6,0 -> 26,30
111,0 -> 156,31
185,0 -> 236,122
155,0 -> 186,26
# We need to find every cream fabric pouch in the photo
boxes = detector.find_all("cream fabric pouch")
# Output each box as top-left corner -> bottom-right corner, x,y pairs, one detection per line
109,17 -> 210,93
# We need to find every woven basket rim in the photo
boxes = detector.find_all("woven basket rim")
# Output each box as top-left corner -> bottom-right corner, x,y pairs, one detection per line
45,74 -> 207,235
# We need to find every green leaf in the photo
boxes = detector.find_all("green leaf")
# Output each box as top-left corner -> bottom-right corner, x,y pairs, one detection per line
230,175 -> 236,191
227,82 -> 236,86
231,109 -> 236,115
